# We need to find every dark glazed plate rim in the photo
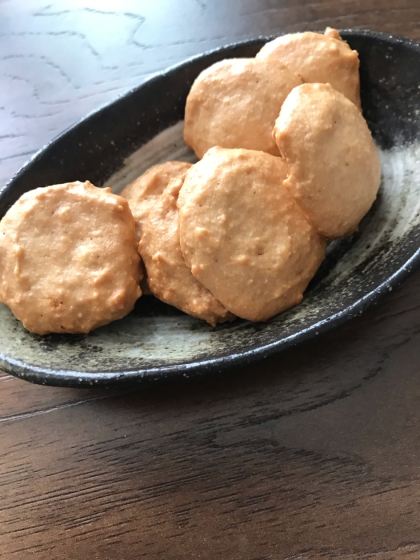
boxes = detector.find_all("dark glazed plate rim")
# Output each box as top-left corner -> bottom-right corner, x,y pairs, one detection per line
2,29 -> 420,388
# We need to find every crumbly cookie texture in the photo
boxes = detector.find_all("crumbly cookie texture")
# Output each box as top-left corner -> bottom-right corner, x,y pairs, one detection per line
184,57 -> 302,158
256,28 -> 361,109
139,172 -> 234,326
177,147 -> 326,322
120,161 -> 192,238
273,83 -> 381,238
0,181 -> 142,335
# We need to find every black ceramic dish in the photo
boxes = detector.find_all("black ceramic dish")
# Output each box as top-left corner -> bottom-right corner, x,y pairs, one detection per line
1,30 -> 419,388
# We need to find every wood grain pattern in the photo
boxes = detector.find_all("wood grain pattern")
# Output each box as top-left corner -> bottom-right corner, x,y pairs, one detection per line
1,1 -> 420,558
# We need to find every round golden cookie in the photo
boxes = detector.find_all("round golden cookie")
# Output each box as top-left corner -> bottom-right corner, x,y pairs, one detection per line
139,173 -> 233,326
184,58 -> 302,158
177,147 -> 326,322
120,161 -> 192,238
0,181 -> 142,335
256,28 -> 361,109
273,83 -> 381,239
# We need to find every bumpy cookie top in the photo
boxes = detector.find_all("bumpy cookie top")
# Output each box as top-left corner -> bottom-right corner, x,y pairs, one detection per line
257,29 -> 361,109
184,57 -> 302,158
177,147 -> 326,321
0,181 -> 142,334
273,83 -> 381,238
120,161 -> 192,238
139,173 -> 233,326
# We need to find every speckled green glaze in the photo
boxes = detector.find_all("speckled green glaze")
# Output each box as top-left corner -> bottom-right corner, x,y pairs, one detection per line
1,31 -> 419,387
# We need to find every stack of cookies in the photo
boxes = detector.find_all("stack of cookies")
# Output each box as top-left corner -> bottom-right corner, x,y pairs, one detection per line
132,28 -> 381,324
0,28 -> 381,335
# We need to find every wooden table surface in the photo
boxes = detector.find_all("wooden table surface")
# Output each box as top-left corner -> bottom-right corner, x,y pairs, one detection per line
1,1 -> 420,558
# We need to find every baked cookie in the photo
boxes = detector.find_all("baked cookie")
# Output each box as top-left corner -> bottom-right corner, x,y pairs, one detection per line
256,28 -> 361,109
177,147 -> 326,321
0,181 -> 142,335
139,173 -> 233,326
273,83 -> 381,238
184,58 -> 302,158
120,161 -> 192,238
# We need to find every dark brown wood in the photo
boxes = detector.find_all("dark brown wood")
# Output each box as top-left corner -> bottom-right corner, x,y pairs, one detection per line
1,1 -> 420,558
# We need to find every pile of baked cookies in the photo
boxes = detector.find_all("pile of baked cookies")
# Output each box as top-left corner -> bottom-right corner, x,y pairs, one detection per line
0,28 -> 381,335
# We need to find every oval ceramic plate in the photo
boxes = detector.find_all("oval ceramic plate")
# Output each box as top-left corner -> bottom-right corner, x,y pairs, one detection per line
1,30 -> 420,388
